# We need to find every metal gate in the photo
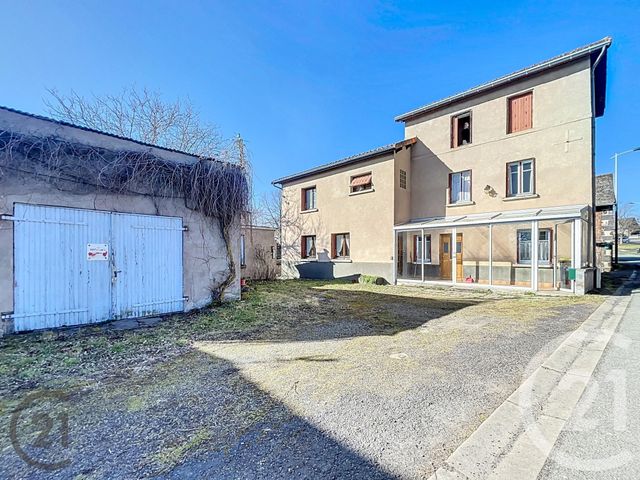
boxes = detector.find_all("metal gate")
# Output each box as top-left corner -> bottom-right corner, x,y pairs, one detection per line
13,204 -> 184,332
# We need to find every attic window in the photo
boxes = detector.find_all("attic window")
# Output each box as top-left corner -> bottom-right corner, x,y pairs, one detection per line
451,112 -> 472,147
350,173 -> 372,193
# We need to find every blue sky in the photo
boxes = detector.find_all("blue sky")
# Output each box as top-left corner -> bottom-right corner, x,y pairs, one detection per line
1,1 -> 638,208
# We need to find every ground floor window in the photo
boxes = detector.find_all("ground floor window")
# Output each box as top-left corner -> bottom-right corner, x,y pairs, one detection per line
332,233 -> 350,258
517,228 -> 551,265
414,234 -> 431,263
301,235 -> 316,259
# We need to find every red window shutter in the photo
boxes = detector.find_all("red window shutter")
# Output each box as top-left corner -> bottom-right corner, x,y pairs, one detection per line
301,236 -> 305,258
331,234 -> 336,258
451,116 -> 458,148
413,235 -> 418,262
509,92 -> 533,133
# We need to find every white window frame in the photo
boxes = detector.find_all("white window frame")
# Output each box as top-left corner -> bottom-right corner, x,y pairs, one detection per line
333,233 -> 350,258
450,170 -> 472,204
508,159 -> 534,197
302,185 -> 318,212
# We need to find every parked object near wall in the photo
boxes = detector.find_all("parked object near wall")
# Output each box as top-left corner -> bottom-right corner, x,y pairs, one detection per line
0,106 -> 249,335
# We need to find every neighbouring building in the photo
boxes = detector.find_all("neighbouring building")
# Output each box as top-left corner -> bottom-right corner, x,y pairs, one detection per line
595,173 -> 615,272
273,37 -> 612,294
240,225 -> 280,280
0,106 -> 246,334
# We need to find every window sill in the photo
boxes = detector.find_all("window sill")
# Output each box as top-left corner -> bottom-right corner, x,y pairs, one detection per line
300,208 -> 318,214
503,194 -> 539,202
349,188 -> 375,196
447,201 -> 475,207
300,257 -> 318,262
332,258 -> 352,263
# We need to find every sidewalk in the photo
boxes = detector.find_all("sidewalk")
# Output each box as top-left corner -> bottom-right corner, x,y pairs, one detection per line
429,269 -> 638,480
540,274 -> 640,479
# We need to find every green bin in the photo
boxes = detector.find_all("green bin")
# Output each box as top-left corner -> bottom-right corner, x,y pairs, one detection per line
567,268 -> 577,281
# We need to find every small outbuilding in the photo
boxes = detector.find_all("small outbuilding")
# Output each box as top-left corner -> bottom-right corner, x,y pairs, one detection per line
240,225 -> 280,280
0,106 -> 249,334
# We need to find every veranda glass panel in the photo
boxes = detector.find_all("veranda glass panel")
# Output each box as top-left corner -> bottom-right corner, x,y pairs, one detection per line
396,230 -> 423,281
538,220 -> 573,291
491,222 -> 532,287
456,225 -> 490,285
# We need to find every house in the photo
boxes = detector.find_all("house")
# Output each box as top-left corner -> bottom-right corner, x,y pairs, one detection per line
0,106 -> 248,334
595,173 -> 615,272
273,37 -> 612,294
240,225 -> 280,280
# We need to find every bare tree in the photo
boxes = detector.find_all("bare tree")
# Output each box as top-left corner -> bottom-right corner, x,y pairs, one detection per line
619,203 -> 639,237
45,86 -> 236,160
253,190 -> 281,229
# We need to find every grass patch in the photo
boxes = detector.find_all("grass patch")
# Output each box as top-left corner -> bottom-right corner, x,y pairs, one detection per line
152,428 -> 212,472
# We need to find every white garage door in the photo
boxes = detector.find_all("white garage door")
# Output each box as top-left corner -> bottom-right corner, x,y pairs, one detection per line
13,203 -> 184,332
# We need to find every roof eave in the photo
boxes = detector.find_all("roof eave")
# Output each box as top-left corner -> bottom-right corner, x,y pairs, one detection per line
272,137 -> 416,186
395,37 -> 612,123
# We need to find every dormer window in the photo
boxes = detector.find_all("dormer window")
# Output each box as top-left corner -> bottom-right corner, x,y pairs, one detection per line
451,112 -> 472,147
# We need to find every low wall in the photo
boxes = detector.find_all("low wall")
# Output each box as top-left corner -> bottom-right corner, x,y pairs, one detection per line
282,260 -> 393,283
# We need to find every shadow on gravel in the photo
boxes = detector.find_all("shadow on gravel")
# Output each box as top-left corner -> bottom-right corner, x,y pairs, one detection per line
0,352 -> 399,479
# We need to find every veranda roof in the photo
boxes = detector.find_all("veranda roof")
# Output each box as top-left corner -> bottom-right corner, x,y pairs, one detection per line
394,205 -> 587,230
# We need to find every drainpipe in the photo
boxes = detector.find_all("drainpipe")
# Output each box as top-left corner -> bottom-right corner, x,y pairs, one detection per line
590,45 -> 607,273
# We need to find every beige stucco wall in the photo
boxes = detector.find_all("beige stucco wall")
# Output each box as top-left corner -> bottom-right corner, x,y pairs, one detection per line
280,152 -> 397,279
0,108 -> 241,326
241,226 -> 279,280
404,58 -> 594,219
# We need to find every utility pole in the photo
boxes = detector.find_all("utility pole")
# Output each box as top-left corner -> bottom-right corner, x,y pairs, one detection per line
236,134 -> 246,169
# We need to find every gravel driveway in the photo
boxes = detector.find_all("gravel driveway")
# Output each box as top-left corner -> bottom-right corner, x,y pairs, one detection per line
0,281 -> 603,479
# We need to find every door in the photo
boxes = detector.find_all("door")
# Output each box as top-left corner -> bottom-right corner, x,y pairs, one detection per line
440,234 -> 452,280
13,204 -> 184,332
111,212 -> 184,319
439,233 -> 463,281
455,233 -> 463,281
14,204 -> 112,331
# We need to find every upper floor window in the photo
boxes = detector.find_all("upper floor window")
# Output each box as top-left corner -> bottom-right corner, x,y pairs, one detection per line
449,170 -> 472,204
451,111 -> 472,147
302,186 -> 317,211
332,233 -> 350,258
399,169 -> 407,189
301,235 -> 316,259
507,159 -> 534,197
350,173 -> 372,193
508,91 -> 533,134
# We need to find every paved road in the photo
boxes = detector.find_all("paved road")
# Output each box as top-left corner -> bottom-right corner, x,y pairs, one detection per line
540,269 -> 640,479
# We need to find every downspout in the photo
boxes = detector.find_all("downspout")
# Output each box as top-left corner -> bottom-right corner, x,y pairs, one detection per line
590,45 -> 607,273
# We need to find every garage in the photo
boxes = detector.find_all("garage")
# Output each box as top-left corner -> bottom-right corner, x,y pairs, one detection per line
11,204 -> 184,331
0,106 -> 249,335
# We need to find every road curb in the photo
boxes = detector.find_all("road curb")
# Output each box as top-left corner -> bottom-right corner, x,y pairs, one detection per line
429,271 -> 637,480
